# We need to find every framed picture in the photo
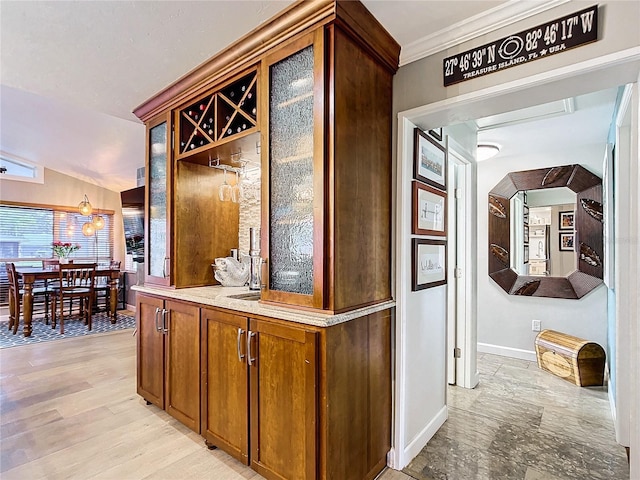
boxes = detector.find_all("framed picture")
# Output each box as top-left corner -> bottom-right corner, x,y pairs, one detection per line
559,232 -> 575,251
428,127 -> 443,142
414,128 -> 447,190
523,205 -> 529,224
412,181 -> 447,236
412,238 -> 447,291
559,211 -> 575,230
524,244 -> 529,264
523,224 -> 529,244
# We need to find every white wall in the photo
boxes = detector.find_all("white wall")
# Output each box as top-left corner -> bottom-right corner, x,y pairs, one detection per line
477,144 -> 608,356
393,118 -> 447,468
391,0 -> 639,471
0,167 -> 125,265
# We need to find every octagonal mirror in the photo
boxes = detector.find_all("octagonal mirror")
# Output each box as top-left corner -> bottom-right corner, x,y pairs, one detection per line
488,164 -> 603,299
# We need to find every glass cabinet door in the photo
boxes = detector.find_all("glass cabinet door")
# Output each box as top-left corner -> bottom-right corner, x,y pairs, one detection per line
262,30 -> 324,308
146,114 -> 172,286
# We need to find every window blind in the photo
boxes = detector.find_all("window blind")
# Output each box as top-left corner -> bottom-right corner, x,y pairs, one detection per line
0,204 -> 114,305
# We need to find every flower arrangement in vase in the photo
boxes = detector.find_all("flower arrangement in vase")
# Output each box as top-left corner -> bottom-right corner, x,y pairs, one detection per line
52,241 -> 80,263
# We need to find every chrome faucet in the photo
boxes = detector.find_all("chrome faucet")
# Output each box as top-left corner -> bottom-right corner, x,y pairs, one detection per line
248,227 -> 262,291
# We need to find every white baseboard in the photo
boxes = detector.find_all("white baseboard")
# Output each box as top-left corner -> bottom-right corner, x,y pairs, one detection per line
125,304 -> 136,313
478,342 -> 537,362
399,405 -> 447,469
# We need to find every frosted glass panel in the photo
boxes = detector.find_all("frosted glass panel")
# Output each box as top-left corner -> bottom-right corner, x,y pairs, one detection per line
148,122 -> 167,278
269,46 -> 314,295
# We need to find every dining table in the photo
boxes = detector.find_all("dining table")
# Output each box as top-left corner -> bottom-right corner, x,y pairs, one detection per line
16,265 -> 122,337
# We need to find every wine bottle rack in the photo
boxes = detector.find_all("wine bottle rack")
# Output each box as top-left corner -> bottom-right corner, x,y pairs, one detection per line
177,69 -> 258,157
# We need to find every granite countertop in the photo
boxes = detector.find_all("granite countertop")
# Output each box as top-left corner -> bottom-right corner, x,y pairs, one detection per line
131,285 -> 395,328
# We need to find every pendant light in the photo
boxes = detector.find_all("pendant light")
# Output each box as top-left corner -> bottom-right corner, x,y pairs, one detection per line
92,215 -> 105,230
78,194 -> 93,216
82,221 -> 96,237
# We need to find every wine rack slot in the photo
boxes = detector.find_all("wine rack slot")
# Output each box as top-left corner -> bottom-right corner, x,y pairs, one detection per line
177,69 -> 257,158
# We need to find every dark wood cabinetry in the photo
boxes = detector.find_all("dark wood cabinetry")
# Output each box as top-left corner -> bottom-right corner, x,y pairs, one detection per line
198,302 -> 392,480
136,293 -> 201,432
135,1 -> 399,306
200,308 -> 249,463
249,318 -> 318,479
261,20 -> 397,313
134,2 -> 397,478
200,307 -> 317,478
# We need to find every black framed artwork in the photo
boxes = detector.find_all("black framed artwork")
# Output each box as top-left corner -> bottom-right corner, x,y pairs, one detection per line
412,238 -> 447,291
414,128 -> 447,191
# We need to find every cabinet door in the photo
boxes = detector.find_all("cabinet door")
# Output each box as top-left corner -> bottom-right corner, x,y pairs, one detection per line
164,300 -> 201,432
145,112 -> 172,287
249,319 -> 317,480
136,294 -> 165,408
261,29 -> 325,309
201,308 -> 249,464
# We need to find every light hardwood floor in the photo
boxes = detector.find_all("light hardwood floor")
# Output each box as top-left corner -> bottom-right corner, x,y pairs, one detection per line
0,329 -> 410,480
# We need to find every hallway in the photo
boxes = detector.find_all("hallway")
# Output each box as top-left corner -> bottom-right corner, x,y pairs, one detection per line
403,353 -> 629,479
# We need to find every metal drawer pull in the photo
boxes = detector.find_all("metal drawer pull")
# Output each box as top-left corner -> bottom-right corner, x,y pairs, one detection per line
247,331 -> 256,366
237,328 -> 245,362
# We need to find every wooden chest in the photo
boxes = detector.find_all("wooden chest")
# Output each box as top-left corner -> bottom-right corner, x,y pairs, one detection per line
534,329 -> 605,386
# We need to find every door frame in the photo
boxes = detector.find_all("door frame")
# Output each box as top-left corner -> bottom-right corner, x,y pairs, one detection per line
446,142 -> 478,389
392,46 -> 640,470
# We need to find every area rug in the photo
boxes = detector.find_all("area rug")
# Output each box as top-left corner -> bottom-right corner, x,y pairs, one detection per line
0,311 -> 135,349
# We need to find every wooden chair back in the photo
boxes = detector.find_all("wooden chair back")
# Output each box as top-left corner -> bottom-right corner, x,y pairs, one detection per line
52,263 -> 97,335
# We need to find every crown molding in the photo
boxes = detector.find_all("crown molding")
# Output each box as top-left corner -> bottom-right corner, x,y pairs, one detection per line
399,0 -> 570,67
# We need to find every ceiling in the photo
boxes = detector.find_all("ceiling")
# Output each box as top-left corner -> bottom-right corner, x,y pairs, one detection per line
476,87 -> 619,169
1,0 -> 614,193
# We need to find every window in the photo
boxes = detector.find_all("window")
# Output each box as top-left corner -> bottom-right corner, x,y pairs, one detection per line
0,204 -> 115,305
0,204 -> 114,263
0,153 -> 44,184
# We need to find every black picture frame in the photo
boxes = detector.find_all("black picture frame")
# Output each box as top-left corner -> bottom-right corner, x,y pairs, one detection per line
559,232 -> 575,251
412,181 -> 447,236
559,211 -> 575,230
414,128 -> 447,191
524,224 -> 529,245
412,238 -> 447,291
428,127 -> 443,141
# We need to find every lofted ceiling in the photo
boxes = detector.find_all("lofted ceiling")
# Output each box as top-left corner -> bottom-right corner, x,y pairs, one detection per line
1,0 -> 613,193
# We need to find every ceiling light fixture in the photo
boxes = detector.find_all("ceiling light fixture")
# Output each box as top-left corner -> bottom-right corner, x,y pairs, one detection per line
477,143 -> 501,161
78,194 -> 93,216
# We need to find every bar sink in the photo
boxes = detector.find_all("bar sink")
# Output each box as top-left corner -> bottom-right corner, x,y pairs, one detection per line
227,292 -> 261,301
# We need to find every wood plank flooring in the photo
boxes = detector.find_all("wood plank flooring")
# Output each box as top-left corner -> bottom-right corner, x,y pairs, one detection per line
0,329 -> 409,480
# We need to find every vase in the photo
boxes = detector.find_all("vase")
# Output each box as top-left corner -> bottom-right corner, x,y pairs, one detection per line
58,257 -> 69,264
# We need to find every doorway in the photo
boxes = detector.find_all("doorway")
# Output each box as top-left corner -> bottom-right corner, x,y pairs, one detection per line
392,49 -> 640,470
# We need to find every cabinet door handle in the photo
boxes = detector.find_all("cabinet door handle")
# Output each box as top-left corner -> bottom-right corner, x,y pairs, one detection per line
162,309 -> 169,334
162,257 -> 170,278
237,328 -> 246,362
247,331 -> 256,366
154,307 -> 161,332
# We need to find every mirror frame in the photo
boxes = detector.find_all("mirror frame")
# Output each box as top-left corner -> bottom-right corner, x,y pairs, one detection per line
488,164 -> 603,299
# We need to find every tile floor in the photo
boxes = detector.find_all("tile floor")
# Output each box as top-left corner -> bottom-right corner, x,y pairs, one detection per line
402,353 -> 629,480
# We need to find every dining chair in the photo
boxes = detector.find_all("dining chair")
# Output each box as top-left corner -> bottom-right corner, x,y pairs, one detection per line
94,260 -> 121,312
51,263 -> 96,335
41,259 -> 60,323
6,263 -> 21,335
5,262 -> 50,335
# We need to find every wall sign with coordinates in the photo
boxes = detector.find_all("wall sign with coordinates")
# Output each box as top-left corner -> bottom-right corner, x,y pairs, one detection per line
443,5 -> 598,86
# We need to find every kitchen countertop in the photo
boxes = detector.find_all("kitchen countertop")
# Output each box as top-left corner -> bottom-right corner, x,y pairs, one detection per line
131,285 -> 395,328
